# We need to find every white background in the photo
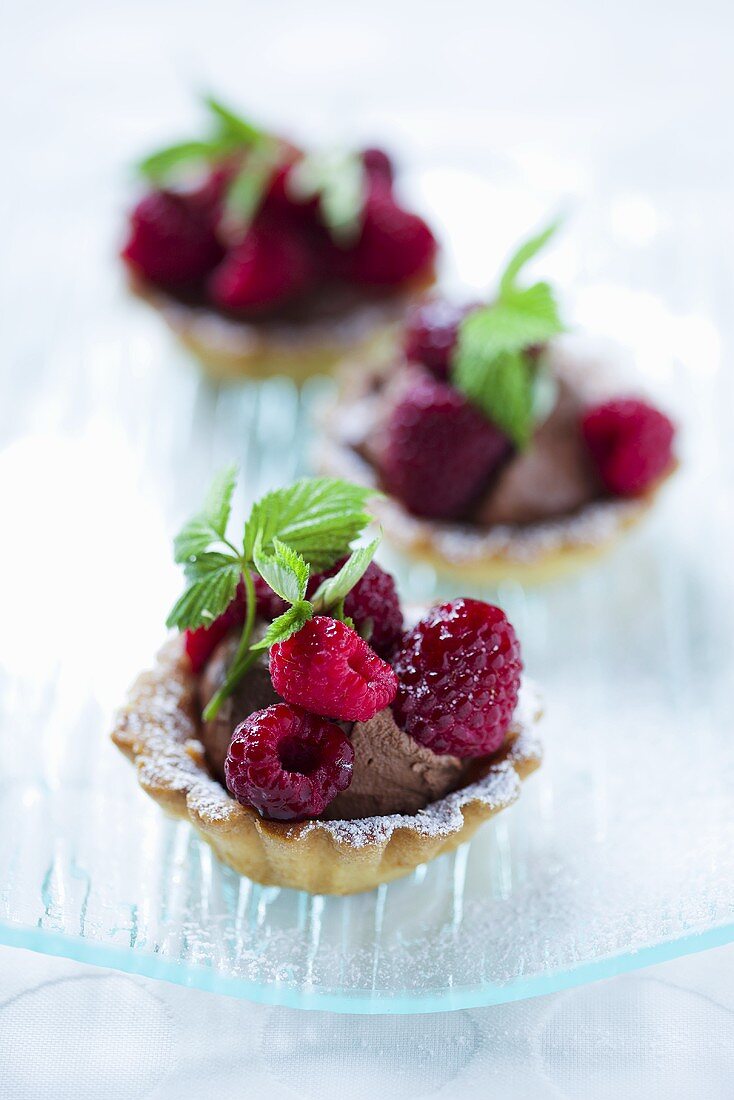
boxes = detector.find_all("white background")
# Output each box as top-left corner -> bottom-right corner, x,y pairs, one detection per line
2,1 -> 733,1096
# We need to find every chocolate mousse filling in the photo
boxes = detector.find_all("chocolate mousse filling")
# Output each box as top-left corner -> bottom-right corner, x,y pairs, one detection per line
198,631 -> 472,820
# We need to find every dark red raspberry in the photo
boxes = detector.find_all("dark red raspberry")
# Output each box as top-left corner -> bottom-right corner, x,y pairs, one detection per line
382,373 -> 510,519
581,398 -> 675,497
253,572 -> 289,620
392,599 -> 522,758
362,147 -> 394,185
122,190 -> 224,287
341,190 -> 436,287
270,617 -> 397,722
404,298 -> 475,379
342,561 -> 404,656
225,703 -> 354,820
189,162 -> 238,219
307,560 -> 404,656
184,588 -> 246,674
207,219 -> 315,312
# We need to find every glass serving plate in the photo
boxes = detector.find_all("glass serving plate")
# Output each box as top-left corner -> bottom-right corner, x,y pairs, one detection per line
0,174 -> 732,1013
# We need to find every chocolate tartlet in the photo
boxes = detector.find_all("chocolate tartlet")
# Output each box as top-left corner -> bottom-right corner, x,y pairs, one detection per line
122,96 -> 438,382
111,473 -> 542,894
317,222 -> 677,583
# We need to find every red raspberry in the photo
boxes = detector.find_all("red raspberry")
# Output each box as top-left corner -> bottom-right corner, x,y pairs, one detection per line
207,219 -> 315,312
225,703 -> 354,820
270,617 -> 397,722
253,572 -> 289,620
184,588 -> 246,674
392,599 -> 522,758
404,298 -> 475,379
342,561 -> 404,656
341,190 -> 437,287
362,147 -> 394,185
122,190 -> 224,287
307,560 -> 404,656
190,162 -> 238,218
383,373 -> 510,519
581,398 -> 675,497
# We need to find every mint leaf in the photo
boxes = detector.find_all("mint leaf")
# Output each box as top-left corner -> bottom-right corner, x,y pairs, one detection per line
166,553 -> 241,631
204,96 -> 265,147
137,95 -> 269,185
173,464 -> 238,563
251,602 -> 313,650
452,220 -> 565,449
287,149 -> 366,246
244,478 -> 377,569
253,537 -> 309,605
310,538 -> 379,612
221,142 -> 281,236
454,344 -> 534,449
499,219 -> 562,295
138,140 -> 223,183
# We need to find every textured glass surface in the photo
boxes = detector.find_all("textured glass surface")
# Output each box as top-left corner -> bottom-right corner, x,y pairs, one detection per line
1,158 -> 732,1011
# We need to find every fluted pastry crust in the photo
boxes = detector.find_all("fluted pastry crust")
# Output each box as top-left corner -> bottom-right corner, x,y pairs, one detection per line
112,638 -> 542,895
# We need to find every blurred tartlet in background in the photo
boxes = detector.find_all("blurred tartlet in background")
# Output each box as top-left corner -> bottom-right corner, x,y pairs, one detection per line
318,223 -> 678,583
121,96 -> 437,381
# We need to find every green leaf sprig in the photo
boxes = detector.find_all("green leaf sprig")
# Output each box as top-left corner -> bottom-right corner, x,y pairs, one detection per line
137,96 -> 370,244
286,148 -> 367,247
138,95 -> 281,237
452,220 -> 566,448
166,472 -> 380,720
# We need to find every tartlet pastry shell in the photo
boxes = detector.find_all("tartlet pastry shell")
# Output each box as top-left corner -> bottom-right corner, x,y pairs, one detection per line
130,274 -> 433,383
317,434 -> 672,584
112,639 -> 542,895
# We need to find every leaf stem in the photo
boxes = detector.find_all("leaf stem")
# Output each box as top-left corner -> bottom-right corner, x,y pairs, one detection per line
202,565 -> 257,721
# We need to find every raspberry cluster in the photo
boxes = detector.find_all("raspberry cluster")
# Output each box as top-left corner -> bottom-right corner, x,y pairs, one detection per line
192,573 -> 525,824
381,296 -> 677,518
122,147 -> 436,313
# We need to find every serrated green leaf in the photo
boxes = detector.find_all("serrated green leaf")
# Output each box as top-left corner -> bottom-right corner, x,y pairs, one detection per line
253,538 -> 309,605
166,554 -> 240,631
138,140 -> 223,183
250,601 -> 313,650
310,538 -> 380,612
454,343 -> 534,449
204,95 -> 265,147
173,464 -> 238,564
287,149 -> 366,247
499,219 -> 562,295
202,463 -> 238,534
244,477 -> 377,570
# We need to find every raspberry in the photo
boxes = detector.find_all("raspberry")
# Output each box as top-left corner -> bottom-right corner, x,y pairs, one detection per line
270,617 -> 397,722
122,190 -> 224,287
341,190 -> 436,287
253,572 -> 288,620
225,703 -> 354,820
342,561 -> 404,656
184,588 -> 245,674
207,218 -> 315,312
581,398 -> 675,497
382,373 -> 510,519
404,298 -> 475,379
392,599 -> 522,758
362,147 -> 394,185
307,560 -> 404,656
